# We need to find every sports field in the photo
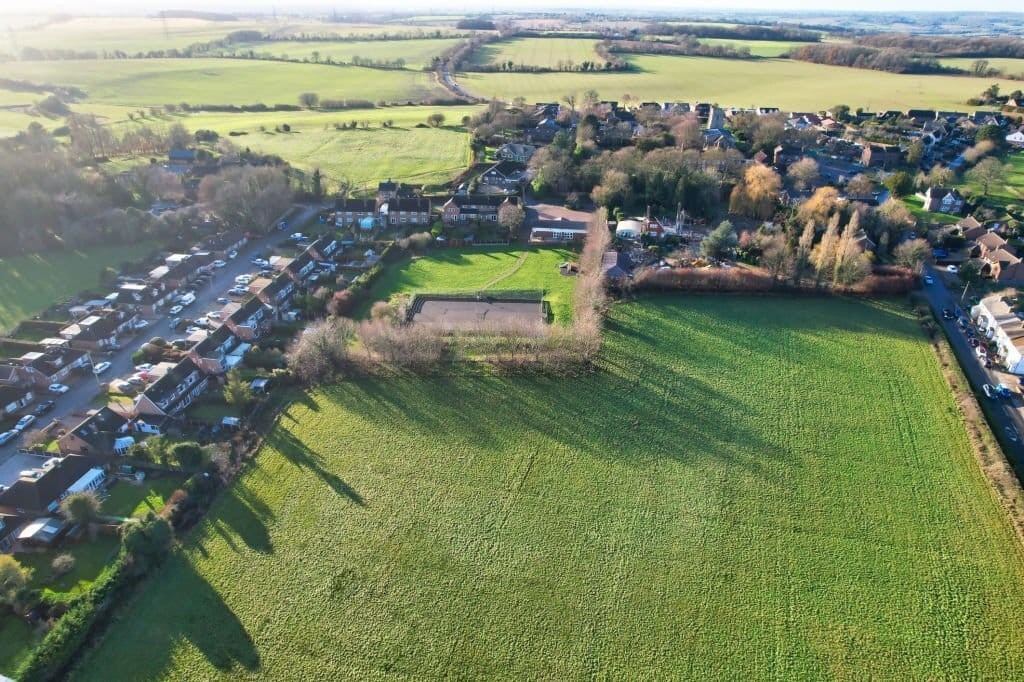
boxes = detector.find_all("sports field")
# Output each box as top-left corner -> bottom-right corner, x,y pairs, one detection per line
72,296 -> 1024,680
0,59 -> 448,108
365,247 -> 579,323
458,54 -> 1021,111
0,242 -> 157,333
468,37 -> 603,69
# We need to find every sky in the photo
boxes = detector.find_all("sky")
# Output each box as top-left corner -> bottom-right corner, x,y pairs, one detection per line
1,1 -> 1022,15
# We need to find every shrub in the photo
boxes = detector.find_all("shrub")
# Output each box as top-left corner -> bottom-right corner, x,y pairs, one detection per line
51,554 -> 75,578
170,441 -> 204,468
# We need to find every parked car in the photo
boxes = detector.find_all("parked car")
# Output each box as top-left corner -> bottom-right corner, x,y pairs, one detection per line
976,346 -> 988,358
969,338 -> 980,348
48,383 -> 70,394
208,311 -> 223,320
216,297 -> 230,304
32,400 -> 55,416
923,275 -> 935,285
134,363 -> 154,372
93,361 -> 112,374
0,430 -> 17,446
942,309 -> 954,320
179,292 -> 196,306
185,326 -> 201,335
170,339 -> 189,349
1006,425 -> 1020,443
250,258 -> 268,267
983,384 -> 996,399
133,320 -> 149,330
947,265 -> 959,274
212,259 -> 227,268
169,305 -> 184,315
228,250 -> 238,259
957,317 -> 968,329
235,275 -> 253,285
229,287 -> 248,296
13,415 -> 35,432
290,232 -> 305,241
997,383 -> 1014,399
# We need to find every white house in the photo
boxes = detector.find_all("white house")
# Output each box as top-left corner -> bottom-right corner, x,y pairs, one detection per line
971,294 -> 1024,374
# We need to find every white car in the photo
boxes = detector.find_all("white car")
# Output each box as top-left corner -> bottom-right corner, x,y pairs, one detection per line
228,250 -> 238,260
947,265 -> 959,274
194,317 -> 211,328
251,258 -> 269,268
235,275 -> 253,285
134,363 -> 154,372
48,383 -> 70,394
133,320 -> 149,330
185,326 -> 202,335
13,415 -> 35,432
126,376 -> 146,386
212,259 -> 227,268
168,304 -> 183,315
208,311 -> 223,320
290,232 -> 304,241
216,297 -> 230,304
93,361 -> 112,374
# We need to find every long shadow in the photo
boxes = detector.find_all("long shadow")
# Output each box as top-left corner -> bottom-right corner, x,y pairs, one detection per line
267,428 -> 365,507
215,487 -> 274,553
81,554 -> 261,678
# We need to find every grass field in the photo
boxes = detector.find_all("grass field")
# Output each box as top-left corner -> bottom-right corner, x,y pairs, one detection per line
0,59 -> 447,108
102,478 -> 184,519
964,151 -> 1024,216
365,246 -> 579,323
698,38 -> 807,57
468,37 -> 602,69
230,39 -> 458,70
73,296 -> 1024,679
940,57 -> 1024,78
0,242 -> 157,333
458,54 -> 1021,111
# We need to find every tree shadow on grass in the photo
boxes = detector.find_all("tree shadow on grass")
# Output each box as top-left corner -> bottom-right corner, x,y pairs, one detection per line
95,554 -> 260,678
266,427 -> 365,507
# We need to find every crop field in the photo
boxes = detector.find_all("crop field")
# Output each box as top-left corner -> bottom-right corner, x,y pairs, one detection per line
230,39 -> 458,70
468,37 -> 603,69
0,59 -> 448,108
0,242 -> 157,333
365,246 -> 579,323
457,54 -> 1021,111
73,296 -> 1024,680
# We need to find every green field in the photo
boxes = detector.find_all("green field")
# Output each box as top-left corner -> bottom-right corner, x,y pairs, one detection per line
698,38 -> 808,57
0,242 -> 157,333
941,57 -> 1024,78
964,151 -> 1024,215
230,39 -> 458,70
468,37 -> 603,69
458,54 -> 1021,111
366,246 -> 579,323
102,478 -> 184,519
0,59 -> 447,108
73,296 -> 1024,679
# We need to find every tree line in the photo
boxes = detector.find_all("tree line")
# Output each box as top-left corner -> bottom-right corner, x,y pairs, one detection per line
605,37 -> 754,60
643,23 -> 821,42
786,44 -> 948,75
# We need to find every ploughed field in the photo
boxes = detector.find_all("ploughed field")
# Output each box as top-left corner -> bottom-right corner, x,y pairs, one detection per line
73,296 -> 1024,679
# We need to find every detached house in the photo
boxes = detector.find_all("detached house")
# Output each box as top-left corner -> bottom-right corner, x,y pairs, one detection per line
442,195 -> 517,226
480,161 -> 526,190
921,187 -> 965,215
133,359 -> 209,418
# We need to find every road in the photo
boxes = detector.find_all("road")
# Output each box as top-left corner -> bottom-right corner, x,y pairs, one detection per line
920,266 -> 1024,475
0,205 -> 321,459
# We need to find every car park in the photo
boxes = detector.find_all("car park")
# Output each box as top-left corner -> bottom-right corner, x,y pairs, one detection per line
32,400 -> 55,416
0,431 -> 17,446
48,383 -> 70,394
13,415 -> 36,432
169,304 -> 183,315
93,361 -> 112,374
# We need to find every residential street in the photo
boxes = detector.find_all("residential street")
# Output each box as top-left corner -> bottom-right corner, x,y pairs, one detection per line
920,266 -> 1024,475
0,205 -> 321,461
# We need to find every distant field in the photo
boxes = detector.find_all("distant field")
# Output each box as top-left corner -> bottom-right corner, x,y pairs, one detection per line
366,246 -> 578,323
3,17 -> 453,54
940,57 -> 1024,78
230,38 -> 458,70
0,242 -> 156,333
72,296 -> 1024,680
458,54 -> 1020,110
468,37 -> 602,69
0,59 -> 448,108
697,38 -> 807,57
109,106 -> 482,190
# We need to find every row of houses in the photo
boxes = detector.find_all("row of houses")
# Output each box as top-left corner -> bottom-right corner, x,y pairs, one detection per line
332,180 -> 521,230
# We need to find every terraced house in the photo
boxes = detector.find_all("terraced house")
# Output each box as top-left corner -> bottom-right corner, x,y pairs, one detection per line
133,358 -> 209,418
442,195 -> 518,225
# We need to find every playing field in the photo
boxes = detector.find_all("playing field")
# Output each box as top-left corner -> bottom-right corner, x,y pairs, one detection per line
72,296 -> 1024,680
0,242 -> 157,334
468,37 -> 603,69
457,54 -> 1021,111
0,59 -> 448,108
365,246 -> 579,323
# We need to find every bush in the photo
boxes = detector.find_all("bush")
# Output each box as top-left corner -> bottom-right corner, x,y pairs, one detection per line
51,554 -> 75,578
170,441 -> 204,468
